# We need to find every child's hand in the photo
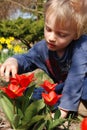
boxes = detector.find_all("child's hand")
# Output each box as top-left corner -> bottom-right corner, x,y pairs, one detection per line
0,57 -> 18,82
59,108 -> 68,118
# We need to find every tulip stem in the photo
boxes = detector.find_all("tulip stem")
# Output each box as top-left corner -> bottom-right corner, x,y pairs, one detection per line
13,99 -> 16,114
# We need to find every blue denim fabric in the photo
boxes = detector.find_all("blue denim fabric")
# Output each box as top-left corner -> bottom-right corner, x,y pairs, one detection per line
55,83 -> 64,94
81,77 -> 87,100
32,87 -> 45,100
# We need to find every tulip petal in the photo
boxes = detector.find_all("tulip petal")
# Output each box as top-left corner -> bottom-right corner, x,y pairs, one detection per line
41,80 -> 57,92
0,87 -> 17,99
81,118 -> 87,130
0,73 -> 34,99
42,91 -> 62,106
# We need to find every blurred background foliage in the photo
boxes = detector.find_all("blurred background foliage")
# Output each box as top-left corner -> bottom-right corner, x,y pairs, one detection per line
0,0 -> 45,49
0,0 -> 87,63
0,18 -> 44,49
0,0 -> 45,62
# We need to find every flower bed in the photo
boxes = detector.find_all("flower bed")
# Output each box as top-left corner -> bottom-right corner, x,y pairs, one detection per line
0,71 -> 84,130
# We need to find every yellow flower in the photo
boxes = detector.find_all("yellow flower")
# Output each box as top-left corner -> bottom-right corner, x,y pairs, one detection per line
9,37 -> 14,41
6,37 -> 14,44
0,37 -> 6,44
0,44 -> 2,50
13,45 -> 24,54
5,39 -> 11,45
7,44 -> 13,50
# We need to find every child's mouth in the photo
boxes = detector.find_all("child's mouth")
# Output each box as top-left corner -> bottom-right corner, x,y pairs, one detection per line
48,43 -> 56,48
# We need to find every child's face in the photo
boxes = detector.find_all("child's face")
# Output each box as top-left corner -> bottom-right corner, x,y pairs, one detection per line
44,15 -> 77,56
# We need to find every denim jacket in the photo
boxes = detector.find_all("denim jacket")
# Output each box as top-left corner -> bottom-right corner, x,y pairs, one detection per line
13,35 -> 87,111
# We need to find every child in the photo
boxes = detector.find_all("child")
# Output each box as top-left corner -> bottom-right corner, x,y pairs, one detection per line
0,0 -> 87,118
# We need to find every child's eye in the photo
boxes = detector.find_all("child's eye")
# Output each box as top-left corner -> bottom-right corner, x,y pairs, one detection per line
58,33 -> 68,38
45,26 -> 51,32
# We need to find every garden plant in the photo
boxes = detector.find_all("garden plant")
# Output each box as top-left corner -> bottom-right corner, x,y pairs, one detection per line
0,73 -> 69,130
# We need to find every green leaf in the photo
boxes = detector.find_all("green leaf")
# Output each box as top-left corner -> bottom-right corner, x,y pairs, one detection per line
33,120 -> 47,130
22,99 -> 45,124
24,84 -> 35,97
23,115 -> 45,129
54,109 -> 61,120
12,114 -> 21,128
0,94 -> 14,123
20,85 -> 35,112
48,118 -> 66,130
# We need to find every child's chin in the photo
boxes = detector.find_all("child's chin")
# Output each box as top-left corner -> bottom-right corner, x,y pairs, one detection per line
47,46 -> 56,51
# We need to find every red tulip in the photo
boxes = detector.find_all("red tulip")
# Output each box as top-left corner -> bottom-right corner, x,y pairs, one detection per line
0,73 -> 34,99
42,91 -> 62,106
81,118 -> 87,130
10,73 -> 34,87
0,84 -> 26,99
41,80 -> 57,92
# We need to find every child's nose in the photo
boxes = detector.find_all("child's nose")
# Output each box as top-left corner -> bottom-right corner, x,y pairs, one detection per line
49,32 -> 56,42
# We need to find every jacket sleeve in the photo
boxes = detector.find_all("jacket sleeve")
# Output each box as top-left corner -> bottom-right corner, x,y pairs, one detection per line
13,41 -> 47,74
59,37 -> 87,111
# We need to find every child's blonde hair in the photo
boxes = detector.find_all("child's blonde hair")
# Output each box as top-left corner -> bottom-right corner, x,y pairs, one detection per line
44,0 -> 87,39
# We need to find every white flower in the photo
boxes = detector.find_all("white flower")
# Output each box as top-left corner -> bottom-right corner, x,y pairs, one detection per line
2,48 -> 9,54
